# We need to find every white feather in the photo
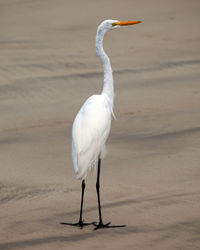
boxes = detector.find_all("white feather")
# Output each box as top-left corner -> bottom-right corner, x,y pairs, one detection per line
71,20 -> 119,180
72,94 -> 111,180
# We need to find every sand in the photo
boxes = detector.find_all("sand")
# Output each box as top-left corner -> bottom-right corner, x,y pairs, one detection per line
0,0 -> 200,249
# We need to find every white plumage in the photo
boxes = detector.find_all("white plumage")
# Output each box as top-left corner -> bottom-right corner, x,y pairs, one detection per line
71,19 -> 141,181
72,94 -> 112,179
72,20 -> 118,180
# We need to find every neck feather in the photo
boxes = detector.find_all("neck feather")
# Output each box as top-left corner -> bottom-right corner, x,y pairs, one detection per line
96,26 -> 114,108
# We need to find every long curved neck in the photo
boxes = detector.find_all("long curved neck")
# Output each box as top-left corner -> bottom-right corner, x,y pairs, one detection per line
96,26 -> 114,108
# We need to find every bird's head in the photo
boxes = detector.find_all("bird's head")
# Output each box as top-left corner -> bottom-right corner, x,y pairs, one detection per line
99,19 -> 141,32
96,19 -> 141,56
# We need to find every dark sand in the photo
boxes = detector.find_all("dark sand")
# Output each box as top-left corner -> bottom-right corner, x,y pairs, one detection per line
0,0 -> 200,249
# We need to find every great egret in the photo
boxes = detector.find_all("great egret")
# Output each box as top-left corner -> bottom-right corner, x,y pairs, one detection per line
61,19 -> 141,230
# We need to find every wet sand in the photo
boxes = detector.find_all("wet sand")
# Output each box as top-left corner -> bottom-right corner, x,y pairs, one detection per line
0,0 -> 200,249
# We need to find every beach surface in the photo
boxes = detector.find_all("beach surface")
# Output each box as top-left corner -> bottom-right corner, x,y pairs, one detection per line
0,0 -> 200,249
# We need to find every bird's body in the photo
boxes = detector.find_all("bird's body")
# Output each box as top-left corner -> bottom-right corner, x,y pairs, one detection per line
72,93 -> 112,180
61,19 -> 141,230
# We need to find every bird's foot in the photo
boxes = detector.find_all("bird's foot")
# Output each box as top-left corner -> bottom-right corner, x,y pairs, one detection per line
60,220 -> 95,229
93,221 -> 126,230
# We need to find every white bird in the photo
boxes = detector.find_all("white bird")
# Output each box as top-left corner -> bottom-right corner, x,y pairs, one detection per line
61,19 -> 141,230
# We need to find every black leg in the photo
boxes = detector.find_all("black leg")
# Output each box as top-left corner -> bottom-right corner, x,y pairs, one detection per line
93,158 -> 126,230
96,158 -> 103,225
61,179 -> 94,228
79,179 -> 85,223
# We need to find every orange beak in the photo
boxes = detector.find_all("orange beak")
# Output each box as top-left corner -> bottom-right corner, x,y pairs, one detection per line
112,21 -> 141,26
